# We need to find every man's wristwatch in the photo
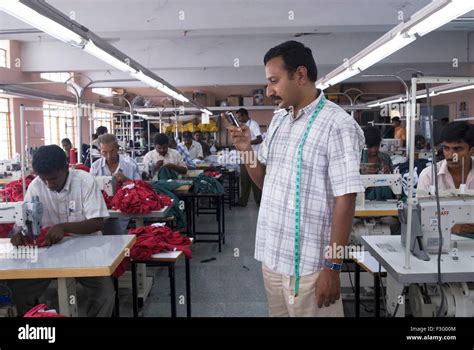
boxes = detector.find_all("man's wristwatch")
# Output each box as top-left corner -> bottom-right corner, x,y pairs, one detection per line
324,259 -> 343,272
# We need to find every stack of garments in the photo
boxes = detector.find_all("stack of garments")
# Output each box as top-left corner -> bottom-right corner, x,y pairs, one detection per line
0,175 -> 36,202
113,224 -> 192,278
191,173 -> 225,194
110,180 -> 172,214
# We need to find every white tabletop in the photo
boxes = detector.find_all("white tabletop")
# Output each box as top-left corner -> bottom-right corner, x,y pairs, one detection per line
0,235 -> 135,280
108,206 -> 171,219
349,251 -> 387,275
361,235 -> 474,283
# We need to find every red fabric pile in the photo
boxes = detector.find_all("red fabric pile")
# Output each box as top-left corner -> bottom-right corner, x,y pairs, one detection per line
101,190 -> 114,209
204,171 -> 222,178
24,304 -> 67,318
0,175 -> 36,238
112,225 -> 192,278
73,163 -> 90,172
0,175 -> 36,202
110,180 -> 172,214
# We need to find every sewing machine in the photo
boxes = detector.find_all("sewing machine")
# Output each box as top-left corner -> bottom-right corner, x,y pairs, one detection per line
401,194 -> 474,260
356,174 -> 402,207
0,196 -> 43,240
0,160 -> 22,180
380,138 -> 401,154
94,176 -> 116,196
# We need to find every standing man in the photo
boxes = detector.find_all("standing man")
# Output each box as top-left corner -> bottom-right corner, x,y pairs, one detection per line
235,108 -> 263,207
143,133 -> 187,181
226,41 -> 364,317
7,145 -> 114,316
392,117 -> 406,147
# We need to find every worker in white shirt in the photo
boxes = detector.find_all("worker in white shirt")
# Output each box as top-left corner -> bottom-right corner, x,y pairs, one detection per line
91,133 -> 141,235
7,145 -> 114,317
143,133 -> 187,181
90,134 -> 141,182
179,131 -> 204,160
235,108 -> 263,206
417,121 -> 474,237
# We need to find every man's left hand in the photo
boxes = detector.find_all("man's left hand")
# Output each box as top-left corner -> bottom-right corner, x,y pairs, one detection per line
44,224 -> 65,246
315,268 -> 341,308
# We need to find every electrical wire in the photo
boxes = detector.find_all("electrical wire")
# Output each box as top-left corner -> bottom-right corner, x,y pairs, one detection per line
344,261 -> 374,314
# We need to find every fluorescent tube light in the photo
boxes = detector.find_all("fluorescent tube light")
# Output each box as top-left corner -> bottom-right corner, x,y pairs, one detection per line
406,0 -> 474,37
84,40 -> 137,73
0,0 -> 85,47
355,34 -> 415,71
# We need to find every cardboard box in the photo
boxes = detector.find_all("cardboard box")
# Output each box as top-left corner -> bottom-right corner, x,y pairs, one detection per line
243,96 -> 254,106
193,91 -> 216,107
227,95 -> 242,106
194,92 -> 207,106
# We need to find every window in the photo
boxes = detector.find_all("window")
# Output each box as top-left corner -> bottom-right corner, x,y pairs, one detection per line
92,88 -> 113,96
40,72 -> 73,83
0,49 -> 6,68
43,103 -> 76,147
93,110 -> 114,135
0,98 -> 14,160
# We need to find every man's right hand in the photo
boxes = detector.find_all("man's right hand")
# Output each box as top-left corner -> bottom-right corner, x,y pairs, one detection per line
155,160 -> 164,169
11,232 -> 27,247
220,113 -> 252,152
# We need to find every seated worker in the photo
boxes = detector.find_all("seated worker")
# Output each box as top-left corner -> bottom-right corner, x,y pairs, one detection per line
361,126 -> 394,200
90,134 -> 140,182
174,138 -> 197,168
418,121 -> 474,238
179,131 -> 203,160
61,138 -> 73,162
143,133 -> 187,181
194,130 -> 211,157
6,145 -> 113,316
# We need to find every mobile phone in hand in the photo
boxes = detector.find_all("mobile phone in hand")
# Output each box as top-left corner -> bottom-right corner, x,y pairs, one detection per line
225,111 -> 241,130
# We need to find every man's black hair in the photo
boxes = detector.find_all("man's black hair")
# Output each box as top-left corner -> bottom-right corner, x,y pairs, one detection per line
236,108 -> 249,117
182,131 -> 193,139
362,126 -> 382,148
154,133 -> 169,146
61,138 -> 72,146
441,121 -> 474,147
263,41 -> 318,82
32,145 -> 68,175
392,117 -> 401,123
96,126 -> 108,135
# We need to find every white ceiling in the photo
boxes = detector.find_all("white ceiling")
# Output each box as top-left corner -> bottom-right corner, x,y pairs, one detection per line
1,0 -> 473,87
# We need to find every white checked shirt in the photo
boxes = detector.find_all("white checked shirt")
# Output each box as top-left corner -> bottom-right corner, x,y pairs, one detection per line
24,169 -> 110,236
256,93 -> 365,276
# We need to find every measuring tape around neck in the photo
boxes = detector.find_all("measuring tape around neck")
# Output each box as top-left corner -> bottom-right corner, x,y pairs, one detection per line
294,95 -> 326,297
